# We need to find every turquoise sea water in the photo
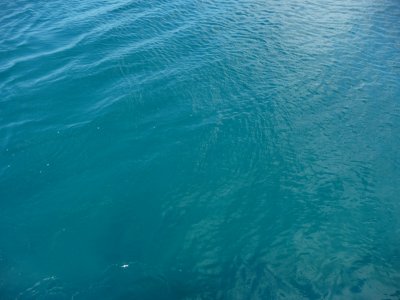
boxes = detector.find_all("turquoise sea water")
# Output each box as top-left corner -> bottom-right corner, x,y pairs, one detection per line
1,0 -> 400,299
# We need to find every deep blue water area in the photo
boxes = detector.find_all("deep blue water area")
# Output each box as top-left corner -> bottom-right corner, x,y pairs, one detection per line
1,0 -> 400,299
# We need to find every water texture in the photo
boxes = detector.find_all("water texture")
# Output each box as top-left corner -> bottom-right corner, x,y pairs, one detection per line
1,0 -> 400,299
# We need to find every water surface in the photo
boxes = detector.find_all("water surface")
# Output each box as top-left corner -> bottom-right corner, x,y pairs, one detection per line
1,0 -> 400,299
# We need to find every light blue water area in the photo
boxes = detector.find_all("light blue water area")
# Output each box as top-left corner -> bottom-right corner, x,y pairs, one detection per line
1,0 -> 400,299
